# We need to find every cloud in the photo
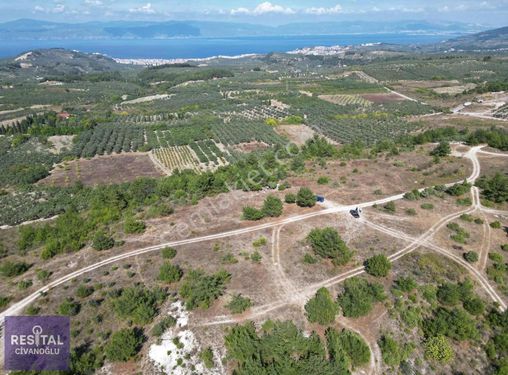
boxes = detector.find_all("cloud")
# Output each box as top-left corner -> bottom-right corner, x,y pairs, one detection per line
231,2 -> 295,15
129,2 -> 156,14
33,3 -> 66,14
304,4 -> 342,15
84,0 -> 103,5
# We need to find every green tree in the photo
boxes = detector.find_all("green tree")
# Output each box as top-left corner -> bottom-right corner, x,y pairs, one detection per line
158,263 -> 183,283
464,251 -> 479,263
305,287 -> 338,325
242,206 -> 265,221
338,277 -> 386,318
226,294 -> 252,314
105,328 -> 144,362
262,195 -> 283,217
179,269 -> 231,310
0,261 -> 30,277
425,336 -> 454,363
200,347 -> 215,369
338,329 -> 371,368
307,227 -> 352,266
379,335 -> 413,367
151,316 -> 176,337
296,187 -> 316,208
430,142 -> 451,157
58,298 -> 81,316
463,297 -> 485,316
364,254 -> 391,277
111,286 -> 166,324
76,285 -> 94,298
92,231 -> 114,251
285,193 -> 296,204
476,173 -> 508,203
124,217 -> 146,234
161,247 -> 177,259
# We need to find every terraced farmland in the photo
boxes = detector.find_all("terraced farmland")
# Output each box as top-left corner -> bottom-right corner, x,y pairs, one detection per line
308,116 -> 420,145
318,94 -> 372,107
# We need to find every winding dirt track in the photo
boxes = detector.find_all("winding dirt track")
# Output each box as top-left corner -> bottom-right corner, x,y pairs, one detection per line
1,146 -> 506,331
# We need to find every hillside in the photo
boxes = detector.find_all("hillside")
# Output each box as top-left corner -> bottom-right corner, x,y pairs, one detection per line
0,48 -> 126,80
439,26 -> 508,50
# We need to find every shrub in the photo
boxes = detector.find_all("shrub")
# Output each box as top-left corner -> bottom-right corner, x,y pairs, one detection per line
158,263 -> 183,283
111,286 -> 166,324
105,328 -> 144,362
262,195 -> 283,217
304,287 -> 338,325
76,285 -> 94,298
303,253 -> 318,264
379,335 -> 413,367
92,231 -> 114,251
58,298 -> 81,316
338,277 -> 386,318
317,176 -> 330,185
430,142 -> 451,157
463,251 -> 479,263
284,193 -> 296,204
420,203 -> 434,210
36,269 -> 51,282
250,251 -> 262,263
501,244 -> 508,252
0,295 -> 11,308
405,208 -> 417,216
242,206 -> 265,221
463,297 -> 485,316
460,214 -> 474,222
179,269 -> 231,310
490,221 -> 502,229
436,280 -> 472,306
296,187 -> 316,208
393,276 -> 417,293
364,254 -> 391,277
0,261 -> 30,277
151,316 -> 176,337
338,329 -> 371,368
423,307 -> 479,341
124,218 -> 146,234
425,336 -> 454,363
226,294 -> 252,314
489,252 -> 504,263
17,279 -> 32,289
200,347 -> 215,369
307,227 -> 352,266
476,173 -> 508,203
383,201 -> 396,213
252,237 -> 267,247
161,247 -> 177,259
221,253 -> 238,264
446,181 -> 471,196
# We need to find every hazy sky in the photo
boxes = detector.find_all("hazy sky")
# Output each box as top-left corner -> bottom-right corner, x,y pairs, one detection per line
1,0 -> 508,26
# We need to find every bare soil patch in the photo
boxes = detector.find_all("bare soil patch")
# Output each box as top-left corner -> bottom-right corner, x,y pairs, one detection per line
39,153 -> 164,187
232,141 -> 270,153
361,93 -> 405,104
274,124 -> 317,145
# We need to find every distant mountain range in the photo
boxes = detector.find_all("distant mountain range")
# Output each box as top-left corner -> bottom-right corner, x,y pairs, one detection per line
0,19 -> 485,40
436,26 -> 508,50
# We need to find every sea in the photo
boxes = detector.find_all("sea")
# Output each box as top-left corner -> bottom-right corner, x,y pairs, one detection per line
0,34 -> 457,60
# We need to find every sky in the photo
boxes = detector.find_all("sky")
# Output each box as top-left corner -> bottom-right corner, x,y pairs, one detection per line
1,0 -> 508,26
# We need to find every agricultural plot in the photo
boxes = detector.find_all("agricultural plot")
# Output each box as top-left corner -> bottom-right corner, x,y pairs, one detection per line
360,93 -> 405,104
152,140 -> 230,174
73,124 -> 145,158
235,105 -> 290,121
318,94 -> 372,107
153,146 -> 202,174
494,103 -> 508,119
307,116 -> 420,145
